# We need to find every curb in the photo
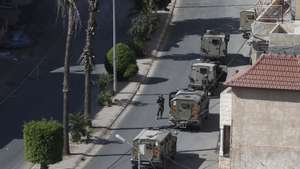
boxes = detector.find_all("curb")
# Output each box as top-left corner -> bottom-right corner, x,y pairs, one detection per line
29,1 -> 177,169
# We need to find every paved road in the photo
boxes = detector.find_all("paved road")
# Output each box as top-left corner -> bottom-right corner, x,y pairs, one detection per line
0,0 -> 135,168
83,0 -> 255,169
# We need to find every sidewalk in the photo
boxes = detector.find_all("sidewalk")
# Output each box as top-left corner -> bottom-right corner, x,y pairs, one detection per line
29,1 -> 177,169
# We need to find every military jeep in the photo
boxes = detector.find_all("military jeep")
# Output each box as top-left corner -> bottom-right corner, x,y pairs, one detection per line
131,129 -> 177,169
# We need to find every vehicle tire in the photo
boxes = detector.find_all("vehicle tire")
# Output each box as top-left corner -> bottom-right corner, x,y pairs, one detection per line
132,165 -> 138,169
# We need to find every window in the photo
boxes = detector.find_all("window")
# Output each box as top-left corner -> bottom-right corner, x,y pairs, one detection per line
223,125 -> 231,157
200,68 -> 208,75
247,14 -> 254,20
212,39 -> 220,45
181,103 -> 190,110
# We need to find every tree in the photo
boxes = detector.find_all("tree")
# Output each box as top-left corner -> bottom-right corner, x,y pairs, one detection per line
57,0 -> 81,155
24,120 -> 63,169
80,0 -> 98,122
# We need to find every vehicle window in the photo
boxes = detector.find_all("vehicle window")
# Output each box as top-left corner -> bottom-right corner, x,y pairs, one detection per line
146,144 -> 153,149
247,14 -> 254,20
200,68 -> 208,74
212,39 -> 220,45
181,103 -> 191,110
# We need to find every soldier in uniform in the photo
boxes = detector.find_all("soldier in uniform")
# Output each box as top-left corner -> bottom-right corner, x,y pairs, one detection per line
156,95 -> 165,119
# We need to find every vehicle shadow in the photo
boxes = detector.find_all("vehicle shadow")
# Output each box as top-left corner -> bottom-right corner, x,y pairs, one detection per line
167,152 -> 205,169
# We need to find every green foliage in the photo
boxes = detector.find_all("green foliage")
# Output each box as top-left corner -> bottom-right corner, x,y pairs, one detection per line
97,74 -> 113,90
129,39 -> 145,58
129,10 -> 159,42
105,43 -> 138,80
23,120 -> 63,166
123,64 -> 139,80
97,90 -> 113,106
69,113 -> 90,143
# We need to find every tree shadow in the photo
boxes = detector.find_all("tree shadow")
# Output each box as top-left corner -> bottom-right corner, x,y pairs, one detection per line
130,100 -> 149,106
86,136 -> 122,145
168,153 -> 205,169
142,77 -> 169,85
162,17 -> 241,51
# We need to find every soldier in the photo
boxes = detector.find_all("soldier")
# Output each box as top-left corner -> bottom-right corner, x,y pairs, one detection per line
156,95 -> 165,119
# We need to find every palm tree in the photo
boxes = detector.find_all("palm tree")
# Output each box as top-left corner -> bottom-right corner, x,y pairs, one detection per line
57,0 -> 81,155
81,0 -> 98,122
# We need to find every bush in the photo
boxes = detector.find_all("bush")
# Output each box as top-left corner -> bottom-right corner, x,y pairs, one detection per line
123,64 -> 139,80
97,90 -> 113,106
97,74 -> 112,90
69,113 -> 90,143
129,39 -> 145,58
24,120 -> 63,169
105,43 -> 138,80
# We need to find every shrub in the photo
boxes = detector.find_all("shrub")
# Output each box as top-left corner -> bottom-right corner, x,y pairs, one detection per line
123,64 -> 139,80
97,90 -> 113,106
24,120 -> 63,169
105,43 -> 138,80
97,74 -> 113,90
129,39 -> 145,58
69,113 -> 90,143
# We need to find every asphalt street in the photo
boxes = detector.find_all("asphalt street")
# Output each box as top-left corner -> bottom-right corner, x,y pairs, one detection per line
83,0 -> 255,169
0,0 -> 135,169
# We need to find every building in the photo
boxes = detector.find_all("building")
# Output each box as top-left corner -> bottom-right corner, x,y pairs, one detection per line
218,53 -> 300,169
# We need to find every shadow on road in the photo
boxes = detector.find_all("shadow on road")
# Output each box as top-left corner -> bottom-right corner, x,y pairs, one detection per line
226,53 -> 250,67
162,17 -> 240,51
91,124 -> 173,131
142,77 -> 169,85
201,113 -> 219,132
70,152 -> 131,157
159,53 -> 201,61
168,153 -> 205,169
86,136 -> 122,145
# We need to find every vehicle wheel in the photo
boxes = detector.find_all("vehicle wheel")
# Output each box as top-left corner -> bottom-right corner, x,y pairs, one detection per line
132,165 -> 138,169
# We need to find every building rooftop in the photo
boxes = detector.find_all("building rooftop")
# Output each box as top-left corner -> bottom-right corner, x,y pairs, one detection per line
225,53 -> 300,91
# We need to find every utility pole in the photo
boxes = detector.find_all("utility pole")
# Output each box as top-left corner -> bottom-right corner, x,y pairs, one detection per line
112,0 -> 117,94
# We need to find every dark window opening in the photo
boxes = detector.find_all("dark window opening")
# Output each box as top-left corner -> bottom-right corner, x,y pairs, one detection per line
200,68 -> 208,74
223,125 -> 230,157
212,39 -> 220,45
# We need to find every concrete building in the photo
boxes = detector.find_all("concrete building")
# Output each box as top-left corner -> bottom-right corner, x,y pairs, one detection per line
218,53 -> 300,169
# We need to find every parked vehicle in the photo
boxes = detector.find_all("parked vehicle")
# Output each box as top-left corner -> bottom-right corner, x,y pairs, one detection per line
188,61 -> 227,96
240,8 -> 255,39
168,88 -> 209,129
131,129 -> 177,169
200,30 -> 230,61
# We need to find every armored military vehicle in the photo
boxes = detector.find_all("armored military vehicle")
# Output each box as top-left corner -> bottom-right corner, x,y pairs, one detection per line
168,89 -> 209,129
240,8 -> 255,39
188,61 -> 227,96
200,30 -> 230,60
131,129 -> 177,169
